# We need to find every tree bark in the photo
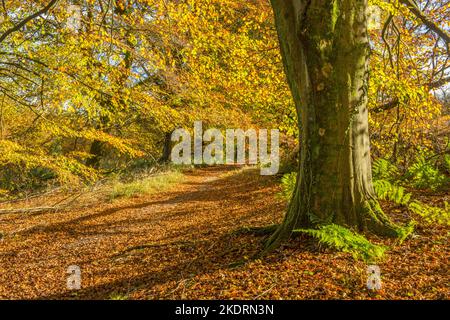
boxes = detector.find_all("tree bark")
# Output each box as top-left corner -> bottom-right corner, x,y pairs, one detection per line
160,131 -> 173,163
266,0 -> 399,250
86,139 -> 104,169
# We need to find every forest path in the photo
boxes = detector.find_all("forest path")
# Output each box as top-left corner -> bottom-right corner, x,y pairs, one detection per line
0,166 -> 448,300
0,166 -> 284,299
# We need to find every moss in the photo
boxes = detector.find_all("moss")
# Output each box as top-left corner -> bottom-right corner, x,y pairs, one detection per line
331,0 -> 340,32
362,199 -> 414,240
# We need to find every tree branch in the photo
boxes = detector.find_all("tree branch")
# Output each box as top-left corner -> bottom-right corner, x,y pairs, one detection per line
0,0 -> 58,44
373,76 -> 450,113
399,0 -> 450,47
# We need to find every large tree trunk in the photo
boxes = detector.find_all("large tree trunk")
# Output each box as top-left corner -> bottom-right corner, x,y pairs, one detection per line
266,0 -> 399,250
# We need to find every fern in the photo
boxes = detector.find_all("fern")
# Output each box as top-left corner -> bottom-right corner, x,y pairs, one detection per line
408,200 -> 450,226
109,292 -> 129,300
444,154 -> 450,174
295,224 -> 388,263
372,158 -> 399,182
396,221 -> 416,244
406,154 -> 448,191
373,179 -> 411,206
278,172 -> 297,201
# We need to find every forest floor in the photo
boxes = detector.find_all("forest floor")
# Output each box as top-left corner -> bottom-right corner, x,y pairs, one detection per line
0,166 -> 448,300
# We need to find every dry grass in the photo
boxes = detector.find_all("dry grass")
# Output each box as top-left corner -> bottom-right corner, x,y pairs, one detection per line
108,171 -> 184,200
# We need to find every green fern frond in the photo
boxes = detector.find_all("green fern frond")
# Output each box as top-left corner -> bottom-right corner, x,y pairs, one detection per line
408,200 -> 450,226
372,159 -> 399,182
278,172 -> 297,201
406,154 -> 448,191
295,224 -> 388,263
373,179 -> 412,206
444,154 -> 450,174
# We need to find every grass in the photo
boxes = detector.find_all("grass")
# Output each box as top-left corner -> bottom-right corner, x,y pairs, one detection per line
108,170 -> 184,200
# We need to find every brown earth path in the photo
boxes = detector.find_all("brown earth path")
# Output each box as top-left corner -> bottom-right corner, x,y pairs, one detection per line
0,166 -> 448,299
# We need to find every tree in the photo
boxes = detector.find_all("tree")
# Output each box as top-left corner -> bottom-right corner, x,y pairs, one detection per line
265,0 -> 402,251
368,0 -> 450,162
0,0 -> 286,194
1,0 -> 446,200
0,0 -> 58,44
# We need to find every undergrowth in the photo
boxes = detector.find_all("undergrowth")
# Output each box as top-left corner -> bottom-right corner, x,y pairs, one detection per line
109,170 -> 184,200
373,179 -> 412,206
372,157 -> 449,226
406,153 -> 448,191
278,172 -> 296,201
295,224 -> 388,263
408,201 -> 450,226
372,158 -> 400,182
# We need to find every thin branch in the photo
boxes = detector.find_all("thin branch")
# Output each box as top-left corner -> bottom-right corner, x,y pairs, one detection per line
373,76 -> 450,113
0,0 -> 58,44
0,206 -> 59,215
399,0 -> 450,48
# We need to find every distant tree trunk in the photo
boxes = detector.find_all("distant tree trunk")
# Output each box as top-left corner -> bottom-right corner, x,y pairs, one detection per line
160,131 -> 173,163
266,0 -> 400,250
86,113 -> 109,169
85,2 -> 133,170
86,139 -> 103,169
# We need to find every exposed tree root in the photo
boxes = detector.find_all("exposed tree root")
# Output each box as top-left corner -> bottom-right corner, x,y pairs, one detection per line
232,224 -> 279,236
362,199 -> 415,240
262,199 -> 414,256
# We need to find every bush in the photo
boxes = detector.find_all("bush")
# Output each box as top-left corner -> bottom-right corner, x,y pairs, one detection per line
444,154 -> 450,174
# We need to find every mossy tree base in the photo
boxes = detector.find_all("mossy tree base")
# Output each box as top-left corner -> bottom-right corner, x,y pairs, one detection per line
264,197 -> 404,254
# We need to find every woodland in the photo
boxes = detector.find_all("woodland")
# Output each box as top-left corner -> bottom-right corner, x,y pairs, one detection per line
0,0 -> 448,300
